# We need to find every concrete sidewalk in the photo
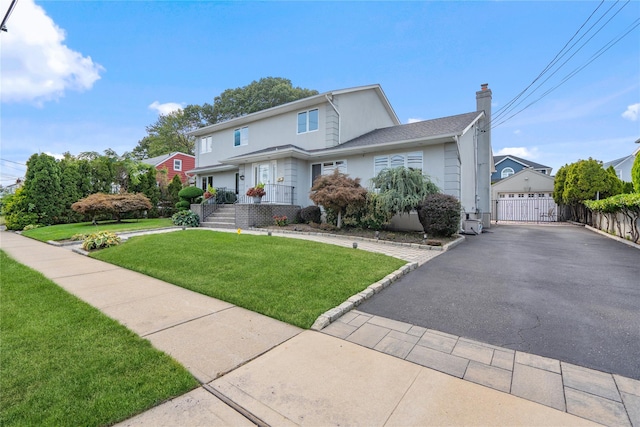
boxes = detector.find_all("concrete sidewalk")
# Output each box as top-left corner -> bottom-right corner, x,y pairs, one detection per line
0,230 -> 619,426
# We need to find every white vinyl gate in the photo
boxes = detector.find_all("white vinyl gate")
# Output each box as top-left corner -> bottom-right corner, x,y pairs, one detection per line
493,196 -> 558,222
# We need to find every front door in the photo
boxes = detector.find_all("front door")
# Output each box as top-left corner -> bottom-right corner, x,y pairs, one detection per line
254,161 -> 276,186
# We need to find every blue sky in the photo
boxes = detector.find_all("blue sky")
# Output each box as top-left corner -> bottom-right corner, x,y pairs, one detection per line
1,0 -> 639,187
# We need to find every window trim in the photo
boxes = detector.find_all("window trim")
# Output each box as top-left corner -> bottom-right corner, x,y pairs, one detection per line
234,126 -> 249,147
501,167 -> 515,178
374,151 -> 423,176
173,159 -> 182,171
297,109 -> 319,134
200,136 -> 212,154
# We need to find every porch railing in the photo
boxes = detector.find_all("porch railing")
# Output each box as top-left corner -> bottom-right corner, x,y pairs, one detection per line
202,187 -> 236,218
236,184 -> 295,205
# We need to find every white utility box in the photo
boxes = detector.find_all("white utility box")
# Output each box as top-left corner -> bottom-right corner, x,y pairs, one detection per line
462,219 -> 483,234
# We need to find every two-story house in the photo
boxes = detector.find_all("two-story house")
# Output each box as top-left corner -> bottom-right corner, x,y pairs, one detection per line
188,83 -> 493,230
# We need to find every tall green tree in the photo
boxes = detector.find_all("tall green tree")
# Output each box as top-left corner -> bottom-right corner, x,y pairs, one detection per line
23,153 -> 63,225
561,158 -> 622,222
212,77 -> 319,122
132,77 -> 318,159
132,105 -> 207,159
59,155 -> 83,223
552,164 -> 567,205
632,153 -> 640,193
79,151 -> 115,194
131,165 -> 161,217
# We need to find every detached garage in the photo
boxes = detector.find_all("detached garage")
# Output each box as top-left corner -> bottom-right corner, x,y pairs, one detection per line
491,168 -> 557,222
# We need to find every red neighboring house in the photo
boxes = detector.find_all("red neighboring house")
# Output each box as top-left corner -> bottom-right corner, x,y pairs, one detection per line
141,152 -> 195,184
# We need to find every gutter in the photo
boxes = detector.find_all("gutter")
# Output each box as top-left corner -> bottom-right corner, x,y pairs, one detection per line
325,94 -> 341,144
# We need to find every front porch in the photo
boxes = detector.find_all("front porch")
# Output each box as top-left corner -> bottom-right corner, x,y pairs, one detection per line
191,184 -> 300,229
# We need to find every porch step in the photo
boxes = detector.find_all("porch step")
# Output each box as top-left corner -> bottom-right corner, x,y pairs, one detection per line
201,221 -> 236,229
201,205 -> 236,229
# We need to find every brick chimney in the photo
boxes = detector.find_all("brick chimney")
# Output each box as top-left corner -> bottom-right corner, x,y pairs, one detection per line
475,83 -> 492,228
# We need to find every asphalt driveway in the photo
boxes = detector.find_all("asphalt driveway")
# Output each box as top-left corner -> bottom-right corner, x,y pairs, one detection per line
358,224 -> 640,380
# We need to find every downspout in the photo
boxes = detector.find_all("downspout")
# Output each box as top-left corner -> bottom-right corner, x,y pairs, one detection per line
474,125 -> 479,216
325,94 -> 341,145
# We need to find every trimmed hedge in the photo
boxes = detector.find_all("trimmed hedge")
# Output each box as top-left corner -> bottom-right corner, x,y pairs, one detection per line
298,206 -> 321,224
417,193 -> 461,237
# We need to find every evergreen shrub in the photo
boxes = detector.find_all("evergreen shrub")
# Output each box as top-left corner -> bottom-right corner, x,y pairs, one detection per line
417,193 -> 461,237
298,206 -> 321,224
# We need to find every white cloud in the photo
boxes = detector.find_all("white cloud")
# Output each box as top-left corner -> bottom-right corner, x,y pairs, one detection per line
407,117 -> 423,124
622,103 -> 639,121
149,101 -> 184,115
495,147 -> 539,159
0,0 -> 104,105
44,151 -> 64,160
513,129 -> 522,135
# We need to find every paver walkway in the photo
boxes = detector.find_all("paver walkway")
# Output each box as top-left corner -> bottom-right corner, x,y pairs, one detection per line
323,310 -> 640,427
2,228 -> 637,426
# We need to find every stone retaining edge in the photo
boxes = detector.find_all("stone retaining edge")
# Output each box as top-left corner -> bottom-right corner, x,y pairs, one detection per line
311,261 -> 419,331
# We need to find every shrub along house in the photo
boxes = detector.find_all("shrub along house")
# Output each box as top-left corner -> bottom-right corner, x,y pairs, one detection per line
187,83 -> 494,230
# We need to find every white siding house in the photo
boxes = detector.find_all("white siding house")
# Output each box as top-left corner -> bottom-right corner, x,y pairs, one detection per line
188,83 -> 494,230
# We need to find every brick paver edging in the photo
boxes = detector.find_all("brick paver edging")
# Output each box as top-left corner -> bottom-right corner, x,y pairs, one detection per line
247,227 -> 466,252
323,311 -> 640,427
310,261 -> 419,331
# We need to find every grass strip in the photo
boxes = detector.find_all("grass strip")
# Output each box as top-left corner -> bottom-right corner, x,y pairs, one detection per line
0,250 -> 198,427
91,230 -> 406,328
21,218 -> 173,242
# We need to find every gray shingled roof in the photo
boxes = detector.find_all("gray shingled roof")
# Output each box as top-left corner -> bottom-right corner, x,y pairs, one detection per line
494,154 -> 550,170
333,111 -> 482,149
603,155 -> 632,169
140,153 -> 173,166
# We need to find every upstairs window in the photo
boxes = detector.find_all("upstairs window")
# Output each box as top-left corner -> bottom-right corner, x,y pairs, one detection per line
174,159 -> 182,171
297,109 -> 319,134
200,136 -> 212,154
234,127 -> 248,147
501,167 -> 515,178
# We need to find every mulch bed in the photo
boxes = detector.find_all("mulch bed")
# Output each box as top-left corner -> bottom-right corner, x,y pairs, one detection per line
260,223 -> 457,246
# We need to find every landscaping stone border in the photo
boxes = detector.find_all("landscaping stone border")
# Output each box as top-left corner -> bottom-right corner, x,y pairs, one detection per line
310,261 -> 419,331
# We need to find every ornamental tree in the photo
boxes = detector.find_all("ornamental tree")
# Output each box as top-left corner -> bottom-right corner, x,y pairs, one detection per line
370,167 -> 440,217
310,169 -> 367,228
72,193 -> 152,223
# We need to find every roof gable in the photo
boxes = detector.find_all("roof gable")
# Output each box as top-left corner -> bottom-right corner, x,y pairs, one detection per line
189,84 -> 400,137
141,152 -> 194,167
494,154 -> 550,170
492,167 -> 555,188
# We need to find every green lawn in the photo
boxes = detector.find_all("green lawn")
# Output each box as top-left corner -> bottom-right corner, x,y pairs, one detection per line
0,251 -> 198,427
92,230 -> 406,328
21,218 -> 173,242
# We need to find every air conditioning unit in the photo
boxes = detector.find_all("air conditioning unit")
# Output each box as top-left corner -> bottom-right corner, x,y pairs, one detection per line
462,219 -> 483,235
